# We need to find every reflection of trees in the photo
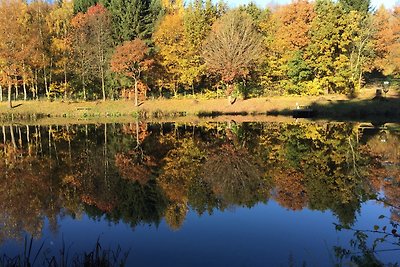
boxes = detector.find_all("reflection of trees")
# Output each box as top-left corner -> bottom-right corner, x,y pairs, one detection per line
157,137 -> 206,229
0,144 -> 60,242
158,138 -> 205,203
363,130 -> 400,222
270,167 -> 307,211
70,136 -> 116,213
115,150 -> 154,185
64,124 -> 167,228
333,128 -> 400,267
202,143 -> 269,207
105,180 -> 167,229
165,203 -> 188,231
0,121 -> 396,240
260,123 -> 366,225
157,127 -> 271,229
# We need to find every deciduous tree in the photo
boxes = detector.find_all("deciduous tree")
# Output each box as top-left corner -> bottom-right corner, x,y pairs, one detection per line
47,0 -> 74,99
110,38 -> 153,106
70,12 -> 92,100
306,0 -> 361,94
371,5 -> 400,77
202,10 -> 263,98
153,9 -> 187,96
182,0 -> 219,93
0,0 -> 28,108
86,4 -> 113,101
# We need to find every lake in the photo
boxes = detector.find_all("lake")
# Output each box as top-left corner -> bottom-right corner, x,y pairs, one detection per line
0,121 -> 399,266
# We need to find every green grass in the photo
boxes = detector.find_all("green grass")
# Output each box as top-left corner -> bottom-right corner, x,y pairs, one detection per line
0,87 -> 398,123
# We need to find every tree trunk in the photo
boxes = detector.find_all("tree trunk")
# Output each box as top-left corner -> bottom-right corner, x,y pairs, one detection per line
83,75 -> 86,101
64,62 -> 68,100
159,87 -> 163,98
31,85 -> 35,100
18,127 -> 22,148
22,62 -> 27,101
23,79 -> 27,101
101,65 -> 106,101
134,78 -> 138,106
15,82 -> 18,100
49,57 -> 53,85
226,84 -> 236,105
0,85 -> 3,102
27,125 -> 31,156
9,125 -> 16,149
135,119 -> 139,147
35,70 -> 38,100
2,125 -> 6,145
44,66 -> 49,99
7,82 -> 12,109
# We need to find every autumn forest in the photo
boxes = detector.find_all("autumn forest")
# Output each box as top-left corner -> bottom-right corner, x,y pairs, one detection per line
0,0 -> 398,109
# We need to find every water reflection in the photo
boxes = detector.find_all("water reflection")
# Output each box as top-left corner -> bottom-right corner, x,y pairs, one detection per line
0,121 -> 398,264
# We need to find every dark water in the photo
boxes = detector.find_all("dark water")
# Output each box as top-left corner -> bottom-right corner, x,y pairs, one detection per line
0,121 -> 399,266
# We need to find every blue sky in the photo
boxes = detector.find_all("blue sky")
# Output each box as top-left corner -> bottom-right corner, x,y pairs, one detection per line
225,0 -> 397,9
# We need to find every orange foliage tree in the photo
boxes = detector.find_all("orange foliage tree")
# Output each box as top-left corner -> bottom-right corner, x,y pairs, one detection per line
0,0 -> 28,108
372,6 -> 400,76
110,39 -> 153,106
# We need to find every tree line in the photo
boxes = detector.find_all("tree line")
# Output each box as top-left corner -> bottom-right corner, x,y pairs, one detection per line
0,0 -> 399,107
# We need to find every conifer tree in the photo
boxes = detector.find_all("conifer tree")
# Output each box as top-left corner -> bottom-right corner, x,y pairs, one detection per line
73,0 -> 98,13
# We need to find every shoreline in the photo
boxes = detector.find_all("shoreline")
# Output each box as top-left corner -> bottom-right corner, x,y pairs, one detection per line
0,93 -> 399,124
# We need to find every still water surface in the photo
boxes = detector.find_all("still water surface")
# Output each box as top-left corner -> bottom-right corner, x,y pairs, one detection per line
0,121 -> 399,266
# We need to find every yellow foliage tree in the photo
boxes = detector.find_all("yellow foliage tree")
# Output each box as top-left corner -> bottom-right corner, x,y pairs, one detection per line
153,11 -> 188,96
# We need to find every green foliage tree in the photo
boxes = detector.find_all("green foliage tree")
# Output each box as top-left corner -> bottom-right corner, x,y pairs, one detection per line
306,0 -> 366,94
73,0 -> 98,13
339,0 -> 371,13
102,0 -> 163,43
182,0 -> 219,92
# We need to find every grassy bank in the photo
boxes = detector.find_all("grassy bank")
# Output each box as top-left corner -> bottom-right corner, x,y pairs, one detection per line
0,88 -> 398,123
0,95 -> 343,119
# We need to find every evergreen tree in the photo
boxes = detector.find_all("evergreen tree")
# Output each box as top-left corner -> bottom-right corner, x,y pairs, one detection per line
104,0 -> 163,43
339,0 -> 371,14
73,0 -> 98,14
